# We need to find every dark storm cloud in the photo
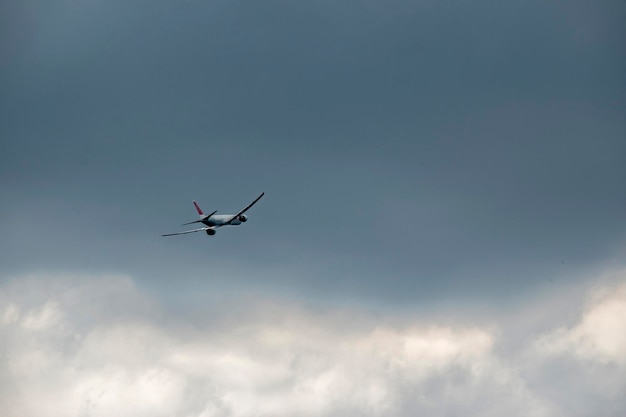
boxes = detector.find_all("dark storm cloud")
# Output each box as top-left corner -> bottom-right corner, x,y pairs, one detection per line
1,0 -> 625,303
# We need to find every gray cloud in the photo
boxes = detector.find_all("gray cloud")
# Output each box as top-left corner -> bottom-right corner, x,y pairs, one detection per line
2,0 -> 624,305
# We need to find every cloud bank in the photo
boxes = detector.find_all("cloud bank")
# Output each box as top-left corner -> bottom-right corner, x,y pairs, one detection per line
1,272 -> 625,417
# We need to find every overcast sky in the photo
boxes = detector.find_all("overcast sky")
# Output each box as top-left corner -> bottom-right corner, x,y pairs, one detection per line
1,0 -> 625,416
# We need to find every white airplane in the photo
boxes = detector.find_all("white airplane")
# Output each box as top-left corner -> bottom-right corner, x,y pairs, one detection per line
161,192 -> 264,237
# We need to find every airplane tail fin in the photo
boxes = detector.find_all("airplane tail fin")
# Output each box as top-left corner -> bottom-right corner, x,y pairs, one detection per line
193,201 -> 204,216
182,203 -> 217,226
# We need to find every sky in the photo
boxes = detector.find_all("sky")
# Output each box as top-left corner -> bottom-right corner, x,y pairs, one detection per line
1,0 -> 625,416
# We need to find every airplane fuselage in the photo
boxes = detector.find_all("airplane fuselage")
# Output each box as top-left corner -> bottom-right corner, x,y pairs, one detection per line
201,214 -> 247,227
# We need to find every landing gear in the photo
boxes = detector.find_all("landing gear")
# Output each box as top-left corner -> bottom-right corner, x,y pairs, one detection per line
206,229 -> 216,236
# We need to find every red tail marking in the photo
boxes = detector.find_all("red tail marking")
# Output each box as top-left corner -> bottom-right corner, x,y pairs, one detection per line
193,201 -> 204,216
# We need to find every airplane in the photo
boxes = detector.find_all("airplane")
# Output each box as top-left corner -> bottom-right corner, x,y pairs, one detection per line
161,192 -> 264,237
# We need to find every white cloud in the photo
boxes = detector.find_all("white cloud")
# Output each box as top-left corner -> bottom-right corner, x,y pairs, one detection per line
2,271 -> 626,417
535,282 -> 626,365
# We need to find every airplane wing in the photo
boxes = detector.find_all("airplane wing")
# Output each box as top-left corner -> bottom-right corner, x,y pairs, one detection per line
224,192 -> 265,225
161,226 -> 214,237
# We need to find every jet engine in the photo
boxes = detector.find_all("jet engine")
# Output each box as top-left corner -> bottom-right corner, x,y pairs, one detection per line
238,214 -> 248,222
206,229 -> 216,236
